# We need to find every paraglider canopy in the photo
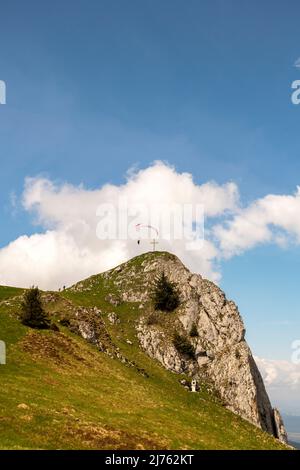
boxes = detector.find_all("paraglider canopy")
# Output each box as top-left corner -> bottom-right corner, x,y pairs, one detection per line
135,224 -> 159,236
135,224 -> 159,251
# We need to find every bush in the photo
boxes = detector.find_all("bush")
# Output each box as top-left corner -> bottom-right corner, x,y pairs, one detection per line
173,332 -> 195,359
189,323 -> 199,337
151,272 -> 180,312
146,312 -> 160,326
59,318 -> 70,327
21,287 -> 50,329
235,349 -> 241,360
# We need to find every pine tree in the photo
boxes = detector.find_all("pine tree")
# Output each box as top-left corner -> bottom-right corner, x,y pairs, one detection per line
151,272 -> 180,312
21,287 -> 50,329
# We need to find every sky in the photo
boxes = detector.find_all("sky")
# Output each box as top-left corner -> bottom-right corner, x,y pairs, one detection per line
1,0 -> 300,414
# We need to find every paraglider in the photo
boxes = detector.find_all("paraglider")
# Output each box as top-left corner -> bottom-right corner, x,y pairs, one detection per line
135,224 -> 159,251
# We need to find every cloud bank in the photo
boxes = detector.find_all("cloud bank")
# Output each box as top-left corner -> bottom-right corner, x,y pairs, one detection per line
1,161 -> 300,290
256,356 -> 300,414
214,187 -> 300,257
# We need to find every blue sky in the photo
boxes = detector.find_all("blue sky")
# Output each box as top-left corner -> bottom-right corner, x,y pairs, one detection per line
1,1 -> 300,406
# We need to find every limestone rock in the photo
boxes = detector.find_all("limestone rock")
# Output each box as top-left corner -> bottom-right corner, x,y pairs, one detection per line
107,312 -> 120,325
273,408 -> 288,443
105,293 -> 122,306
102,252 -> 287,442
17,403 -> 29,410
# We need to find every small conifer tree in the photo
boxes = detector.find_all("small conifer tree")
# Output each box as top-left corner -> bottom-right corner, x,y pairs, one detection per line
151,272 -> 180,312
21,287 -> 50,329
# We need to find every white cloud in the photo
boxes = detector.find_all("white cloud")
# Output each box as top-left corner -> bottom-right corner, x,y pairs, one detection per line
255,356 -> 300,414
0,162 -> 238,289
214,187 -> 300,258
256,356 -> 300,388
0,231 -> 127,290
3,161 -> 300,291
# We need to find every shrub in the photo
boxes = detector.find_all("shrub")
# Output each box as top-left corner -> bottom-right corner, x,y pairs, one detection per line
50,323 -> 60,332
21,287 -> 50,329
151,272 -> 180,312
235,349 -> 241,360
146,312 -> 160,326
173,332 -> 195,359
189,323 -> 199,337
59,318 -> 70,327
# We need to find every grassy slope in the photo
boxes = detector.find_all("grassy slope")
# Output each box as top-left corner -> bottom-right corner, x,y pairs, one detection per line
0,279 -> 287,450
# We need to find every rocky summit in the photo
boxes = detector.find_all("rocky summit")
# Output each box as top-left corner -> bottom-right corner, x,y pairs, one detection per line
71,251 -> 287,444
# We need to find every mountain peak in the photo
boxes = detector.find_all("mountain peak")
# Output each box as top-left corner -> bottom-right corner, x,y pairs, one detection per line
70,252 -> 287,443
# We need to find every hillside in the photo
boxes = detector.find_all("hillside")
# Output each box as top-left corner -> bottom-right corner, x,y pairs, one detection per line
0,252 -> 289,450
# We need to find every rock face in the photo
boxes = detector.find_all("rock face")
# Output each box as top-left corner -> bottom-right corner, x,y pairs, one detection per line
107,312 -> 120,325
101,251 -> 287,443
273,408 -> 288,443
